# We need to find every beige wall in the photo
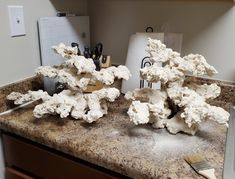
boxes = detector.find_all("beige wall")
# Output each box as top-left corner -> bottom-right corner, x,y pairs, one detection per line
88,0 -> 235,82
0,0 -> 87,86
1,0 -> 234,84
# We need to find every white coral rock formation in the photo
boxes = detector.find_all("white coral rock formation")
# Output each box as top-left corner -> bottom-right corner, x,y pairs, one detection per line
125,38 -> 229,135
8,43 -> 131,123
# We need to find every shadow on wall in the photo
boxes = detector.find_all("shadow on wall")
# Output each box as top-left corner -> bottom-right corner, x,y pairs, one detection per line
48,0 -> 89,45
179,2 -> 234,54
37,0 -> 89,65
49,0 -> 88,15
87,0 -> 233,62
48,0 -> 88,37
47,0 -> 235,81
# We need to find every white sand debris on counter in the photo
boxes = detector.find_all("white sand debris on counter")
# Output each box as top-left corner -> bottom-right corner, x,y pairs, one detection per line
125,121 -> 220,159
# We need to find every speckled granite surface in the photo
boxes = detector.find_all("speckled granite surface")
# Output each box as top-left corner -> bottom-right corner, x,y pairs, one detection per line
0,76 -> 233,179
0,97 -> 228,179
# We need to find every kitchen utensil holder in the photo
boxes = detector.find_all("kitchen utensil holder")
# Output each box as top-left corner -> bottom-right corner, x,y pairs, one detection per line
140,56 -> 153,89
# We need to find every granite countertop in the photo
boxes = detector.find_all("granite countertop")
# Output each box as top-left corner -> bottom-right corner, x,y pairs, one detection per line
0,76 -> 233,179
0,96 -> 228,179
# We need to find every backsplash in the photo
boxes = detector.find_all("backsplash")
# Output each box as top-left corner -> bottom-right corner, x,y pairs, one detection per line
185,76 -> 235,111
0,76 -> 234,113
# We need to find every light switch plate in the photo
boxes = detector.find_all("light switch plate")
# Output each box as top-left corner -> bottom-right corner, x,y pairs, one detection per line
8,5 -> 26,37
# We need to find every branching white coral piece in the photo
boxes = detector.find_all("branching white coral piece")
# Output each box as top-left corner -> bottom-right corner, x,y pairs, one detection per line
93,65 -> 131,85
36,66 -> 91,91
64,56 -> 96,74
125,88 -> 168,106
36,66 -> 58,78
140,64 -> 184,84
147,38 -> 173,63
32,88 -> 120,122
181,103 -> 229,128
8,88 -> 121,123
187,83 -> 221,100
167,86 -> 205,108
142,38 -> 218,84
33,90 -> 77,118
126,38 -> 229,135
8,43 -> 131,123
52,43 -> 78,59
7,90 -> 50,105
183,54 -> 218,76
166,114 -> 199,135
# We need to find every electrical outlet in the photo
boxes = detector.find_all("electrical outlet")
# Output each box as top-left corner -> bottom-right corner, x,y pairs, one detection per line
8,5 -> 26,37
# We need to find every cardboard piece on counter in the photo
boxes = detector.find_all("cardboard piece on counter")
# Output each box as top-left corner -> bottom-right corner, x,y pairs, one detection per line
84,55 -> 112,93
85,81 -> 103,93
84,58 -> 112,92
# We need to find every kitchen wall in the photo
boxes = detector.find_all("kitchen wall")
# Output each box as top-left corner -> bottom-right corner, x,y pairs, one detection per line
88,0 -> 235,82
0,0 -> 88,86
1,1 -> 234,83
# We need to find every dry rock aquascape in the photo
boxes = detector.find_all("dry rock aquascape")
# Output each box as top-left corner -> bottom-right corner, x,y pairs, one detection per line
125,38 -> 229,135
7,43 -> 131,123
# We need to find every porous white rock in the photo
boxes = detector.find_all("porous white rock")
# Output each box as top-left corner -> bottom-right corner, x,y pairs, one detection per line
52,43 -> 78,59
167,86 -> 204,108
181,103 -> 229,128
64,56 -> 96,74
140,64 -> 184,84
126,38 -> 229,135
7,90 -> 51,105
187,83 -> 221,100
125,88 -> 171,128
183,54 -> 218,76
83,88 -> 120,123
8,43 -> 131,123
127,101 -> 150,125
125,88 -> 168,103
147,38 -> 173,63
93,65 -> 131,85
33,90 -> 77,118
166,114 -> 199,135
30,88 -> 120,122
36,66 -> 91,91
